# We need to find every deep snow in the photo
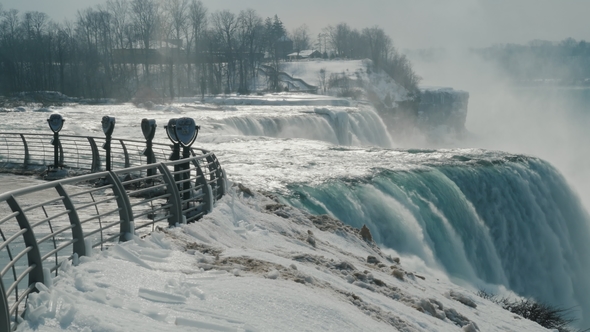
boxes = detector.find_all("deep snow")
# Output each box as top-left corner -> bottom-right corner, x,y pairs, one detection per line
17,185 -> 550,331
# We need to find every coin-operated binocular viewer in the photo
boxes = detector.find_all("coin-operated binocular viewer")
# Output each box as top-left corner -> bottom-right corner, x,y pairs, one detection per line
141,118 -> 157,177
175,117 -> 200,158
45,114 -> 68,180
101,116 -> 116,171
165,117 -> 200,204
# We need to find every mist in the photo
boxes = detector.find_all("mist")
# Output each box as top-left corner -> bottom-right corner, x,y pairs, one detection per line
409,47 -> 590,210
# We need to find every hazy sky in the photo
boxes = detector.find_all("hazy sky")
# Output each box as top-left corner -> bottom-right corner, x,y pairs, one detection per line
2,0 -> 589,50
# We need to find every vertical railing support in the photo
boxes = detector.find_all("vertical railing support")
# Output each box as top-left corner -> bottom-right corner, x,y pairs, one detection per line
87,137 -> 101,172
19,134 -> 29,170
105,172 -> 134,241
193,159 -> 213,214
0,280 -> 11,332
6,196 -> 45,289
158,164 -> 183,226
55,184 -> 86,257
120,140 -> 130,169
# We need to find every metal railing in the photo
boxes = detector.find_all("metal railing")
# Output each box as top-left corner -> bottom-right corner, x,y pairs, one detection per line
0,137 -> 226,331
0,132 -> 203,175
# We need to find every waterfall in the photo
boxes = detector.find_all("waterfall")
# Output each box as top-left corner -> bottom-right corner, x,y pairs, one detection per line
283,156 -> 590,326
217,107 -> 393,148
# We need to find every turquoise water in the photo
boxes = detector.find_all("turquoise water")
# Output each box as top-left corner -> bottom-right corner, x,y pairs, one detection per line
281,153 -> 590,326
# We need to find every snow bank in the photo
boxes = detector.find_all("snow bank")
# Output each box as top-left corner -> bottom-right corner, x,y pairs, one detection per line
18,184 -> 551,332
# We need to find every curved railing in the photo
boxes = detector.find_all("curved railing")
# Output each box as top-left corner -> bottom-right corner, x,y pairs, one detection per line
0,134 -> 227,331
0,132 -> 205,175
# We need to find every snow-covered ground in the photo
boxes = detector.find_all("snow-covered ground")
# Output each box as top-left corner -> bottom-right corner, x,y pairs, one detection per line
17,186 -> 549,331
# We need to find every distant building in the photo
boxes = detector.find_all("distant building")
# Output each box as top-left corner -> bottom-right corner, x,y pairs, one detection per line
287,49 -> 322,60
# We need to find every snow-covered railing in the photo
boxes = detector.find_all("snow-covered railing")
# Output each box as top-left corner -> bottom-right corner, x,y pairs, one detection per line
0,132 -> 203,175
0,152 -> 226,330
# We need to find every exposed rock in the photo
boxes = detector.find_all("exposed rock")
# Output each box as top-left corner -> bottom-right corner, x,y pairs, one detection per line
238,183 -> 254,197
392,268 -> 405,281
418,87 -> 469,133
448,290 -> 477,308
265,203 -> 285,211
462,322 -> 479,332
367,255 -> 380,264
307,230 -> 317,247
360,224 -> 373,242
334,261 -> 356,271
444,308 -> 474,328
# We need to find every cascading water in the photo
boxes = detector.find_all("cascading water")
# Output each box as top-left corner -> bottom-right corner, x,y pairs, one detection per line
216,107 -> 393,148
282,155 -> 590,326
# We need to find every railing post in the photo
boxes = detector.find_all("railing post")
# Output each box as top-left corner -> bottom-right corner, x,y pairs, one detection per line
55,184 -> 86,257
87,137 -> 100,172
158,164 -> 183,226
19,134 -> 29,170
119,140 -> 130,169
0,280 -> 10,332
105,172 -> 134,241
193,159 -> 213,214
6,196 -> 45,288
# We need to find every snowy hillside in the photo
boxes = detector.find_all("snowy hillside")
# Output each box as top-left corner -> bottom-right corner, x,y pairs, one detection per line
17,184 -> 550,332
281,59 -> 409,105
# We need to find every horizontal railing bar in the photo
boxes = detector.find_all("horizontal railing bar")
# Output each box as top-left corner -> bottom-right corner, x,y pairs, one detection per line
41,239 -> 77,262
129,194 -> 172,207
83,220 -> 123,237
22,196 -> 65,212
169,169 -> 192,175
119,173 -> 162,185
178,188 -> 194,195
74,196 -> 118,211
68,185 -> 115,197
91,232 -> 122,247
30,210 -> 72,229
0,211 -> 20,226
36,224 -> 75,245
0,229 -> 28,252
8,283 -> 36,316
133,205 -> 173,219
186,212 -> 205,223
183,203 -> 205,214
126,184 -> 168,197
79,208 -> 122,225
5,264 -> 36,297
175,178 -> 193,185
135,215 -> 170,230
182,193 -> 206,203
0,246 -> 32,278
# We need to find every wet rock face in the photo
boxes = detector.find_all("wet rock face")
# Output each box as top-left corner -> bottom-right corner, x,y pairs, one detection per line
417,88 -> 469,132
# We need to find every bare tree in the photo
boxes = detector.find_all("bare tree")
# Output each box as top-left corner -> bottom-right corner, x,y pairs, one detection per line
327,23 -> 351,58
131,0 -> 160,86
187,0 -> 207,94
290,24 -> 310,55
237,8 -> 262,93
211,10 -> 237,93
362,26 -> 392,67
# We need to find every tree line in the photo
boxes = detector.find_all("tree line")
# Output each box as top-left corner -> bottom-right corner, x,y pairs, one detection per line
475,38 -> 590,85
0,0 -> 420,101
